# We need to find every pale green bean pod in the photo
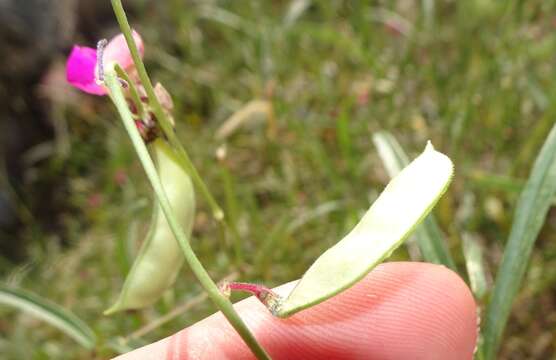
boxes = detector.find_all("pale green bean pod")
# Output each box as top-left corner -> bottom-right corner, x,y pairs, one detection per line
275,142 -> 453,317
105,139 -> 195,314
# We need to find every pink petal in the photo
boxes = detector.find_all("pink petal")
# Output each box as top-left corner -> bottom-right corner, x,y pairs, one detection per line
66,31 -> 144,96
66,45 -> 107,95
103,30 -> 144,71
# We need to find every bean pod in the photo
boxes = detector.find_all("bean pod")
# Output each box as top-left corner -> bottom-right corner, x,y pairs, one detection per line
275,142 -> 453,317
105,139 -> 195,314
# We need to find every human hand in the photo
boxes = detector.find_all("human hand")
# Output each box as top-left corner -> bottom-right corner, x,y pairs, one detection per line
116,262 -> 478,359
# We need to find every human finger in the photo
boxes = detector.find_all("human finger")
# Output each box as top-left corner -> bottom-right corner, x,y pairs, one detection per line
116,262 -> 478,360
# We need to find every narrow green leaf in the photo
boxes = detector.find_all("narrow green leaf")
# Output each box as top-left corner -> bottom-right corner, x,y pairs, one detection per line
468,171 -> 524,193
276,142 -> 453,317
220,165 -> 243,264
0,285 -> 96,349
462,233 -> 488,299
372,131 -> 457,270
372,131 -> 410,175
481,123 -> 556,360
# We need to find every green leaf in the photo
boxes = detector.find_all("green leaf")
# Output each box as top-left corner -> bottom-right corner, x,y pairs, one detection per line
481,123 -> 556,360
372,131 -> 457,270
276,142 -> 454,317
0,285 -> 96,349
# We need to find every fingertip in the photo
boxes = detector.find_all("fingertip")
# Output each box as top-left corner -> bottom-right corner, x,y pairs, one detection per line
256,262 -> 479,359
117,262 -> 478,359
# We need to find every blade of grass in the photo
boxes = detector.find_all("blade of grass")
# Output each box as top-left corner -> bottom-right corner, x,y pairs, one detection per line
372,131 -> 457,270
467,170 -> 524,193
421,0 -> 435,29
0,285 -> 96,349
467,171 -> 556,205
461,233 -> 488,299
254,214 -> 290,274
481,122 -> 556,360
336,107 -> 354,175
255,201 -> 343,273
220,165 -> 243,264
286,201 -> 343,234
283,0 -> 311,27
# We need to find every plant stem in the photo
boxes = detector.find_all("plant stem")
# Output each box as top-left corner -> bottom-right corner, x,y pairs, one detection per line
220,165 -> 244,264
111,0 -> 246,266
114,64 -> 145,119
111,0 -> 222,221
104,69 -> 270,360
127,272 -> 238,341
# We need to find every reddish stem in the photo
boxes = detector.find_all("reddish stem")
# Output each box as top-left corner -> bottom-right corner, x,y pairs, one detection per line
221,281 -> 283,316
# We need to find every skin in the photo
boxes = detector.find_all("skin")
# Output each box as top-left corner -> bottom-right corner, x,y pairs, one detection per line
116,262 -> 478,360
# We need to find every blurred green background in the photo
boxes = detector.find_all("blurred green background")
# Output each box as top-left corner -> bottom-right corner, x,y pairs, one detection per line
0,1 -> 555,358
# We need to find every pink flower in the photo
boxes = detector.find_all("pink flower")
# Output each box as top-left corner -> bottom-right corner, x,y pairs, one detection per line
66,31 -> 144,95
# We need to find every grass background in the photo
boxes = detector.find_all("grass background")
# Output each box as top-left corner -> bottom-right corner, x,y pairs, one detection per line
1,1 -> 555,358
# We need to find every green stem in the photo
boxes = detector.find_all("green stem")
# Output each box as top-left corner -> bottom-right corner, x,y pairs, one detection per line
111,0 -> 223,221
104,69 -> 270,360
220,165 -> 244,264
114,64 -> 145,119
111,0 -> 245,266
